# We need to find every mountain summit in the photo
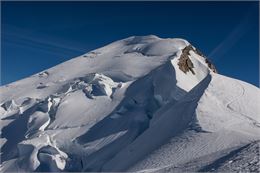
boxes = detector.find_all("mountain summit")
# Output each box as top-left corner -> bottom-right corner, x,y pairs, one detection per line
1,35 -> 259,172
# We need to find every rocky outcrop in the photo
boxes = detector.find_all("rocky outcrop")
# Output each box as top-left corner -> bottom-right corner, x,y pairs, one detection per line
193,47 -> 218,73
178,45 -> 217,74
177,45 -> 195,75
205,58 -> 218,73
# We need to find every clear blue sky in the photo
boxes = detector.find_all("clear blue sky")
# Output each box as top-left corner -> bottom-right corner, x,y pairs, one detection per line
1,1 -> 259,86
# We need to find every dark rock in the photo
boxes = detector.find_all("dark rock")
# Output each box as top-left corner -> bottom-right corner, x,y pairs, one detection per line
177,45 -> 195,75
194,47 -> 218,73
178,45 -> 217,75
205,58 -> 218,73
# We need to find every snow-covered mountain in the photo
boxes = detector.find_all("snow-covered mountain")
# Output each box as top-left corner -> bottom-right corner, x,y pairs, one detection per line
0,35 -> 259,172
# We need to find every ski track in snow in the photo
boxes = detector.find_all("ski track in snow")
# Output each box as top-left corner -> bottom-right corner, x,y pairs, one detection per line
225,81 -> 260,128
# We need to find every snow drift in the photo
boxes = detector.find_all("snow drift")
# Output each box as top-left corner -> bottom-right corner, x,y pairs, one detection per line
0,35 -> 259,172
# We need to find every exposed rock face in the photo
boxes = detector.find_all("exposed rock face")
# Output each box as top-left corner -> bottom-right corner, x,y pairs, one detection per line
178,45 -> 195,74
205,58 -> 218,73
178,45 -> 217,74
193,47 -> 218,73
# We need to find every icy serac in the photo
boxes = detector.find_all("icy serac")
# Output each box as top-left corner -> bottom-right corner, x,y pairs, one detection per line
0,35 -> 259,172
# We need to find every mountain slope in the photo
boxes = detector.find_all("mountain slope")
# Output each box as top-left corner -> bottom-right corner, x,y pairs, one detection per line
0,35 -> 259,172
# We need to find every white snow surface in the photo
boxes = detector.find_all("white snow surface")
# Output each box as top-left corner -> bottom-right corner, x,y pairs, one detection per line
0,35 -> 259,172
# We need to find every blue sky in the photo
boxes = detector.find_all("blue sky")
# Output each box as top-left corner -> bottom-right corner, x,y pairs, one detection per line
1,1 -> 259,86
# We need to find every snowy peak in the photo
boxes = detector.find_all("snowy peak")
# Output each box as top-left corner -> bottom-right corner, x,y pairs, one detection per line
0,36 -> 214,103
1,35 -> 259,172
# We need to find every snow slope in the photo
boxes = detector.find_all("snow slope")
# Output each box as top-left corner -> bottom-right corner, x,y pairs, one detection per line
0,35 -> 259,172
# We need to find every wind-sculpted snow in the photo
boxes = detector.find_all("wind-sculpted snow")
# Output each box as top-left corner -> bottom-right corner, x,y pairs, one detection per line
0,35 -> 259,172
36,145 -> 68,172
102,75 -> 212,172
